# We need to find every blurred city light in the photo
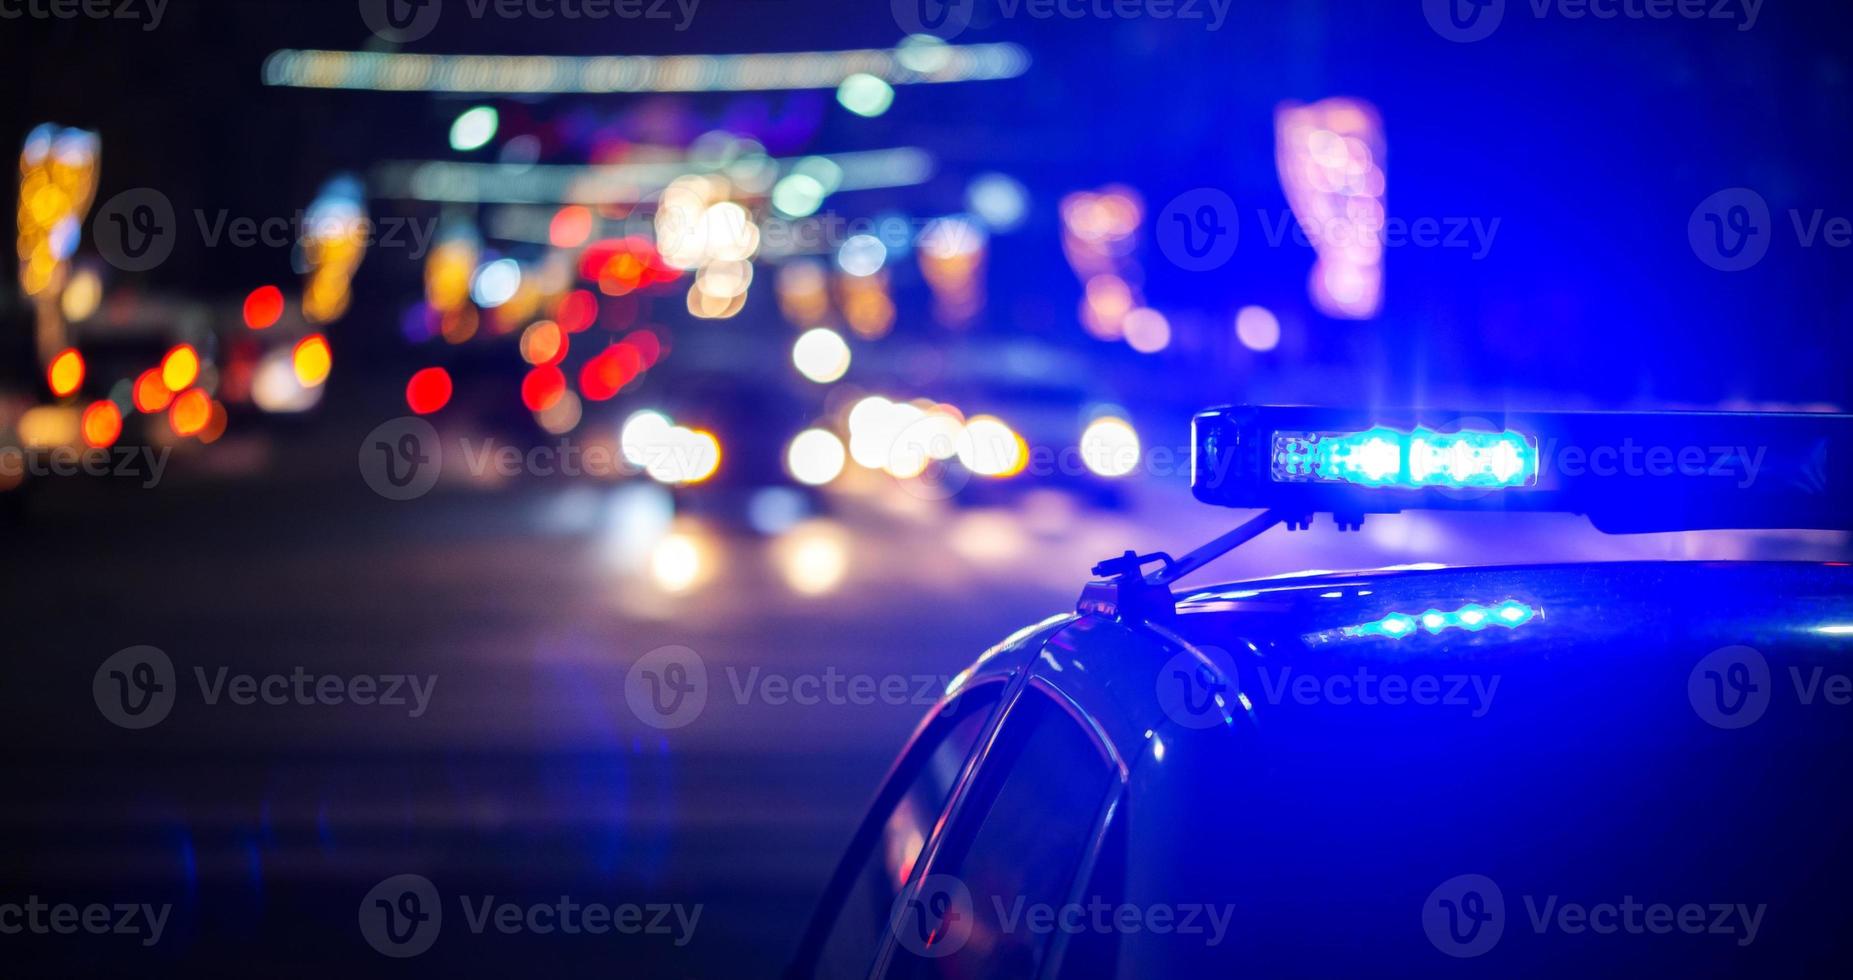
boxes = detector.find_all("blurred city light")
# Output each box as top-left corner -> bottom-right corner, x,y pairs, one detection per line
836,73 -> 895,117
161,345 -> 200,392
1081,417 -> 1141,478
263,42 -> 1031,95
80,400 -> 121,449
773,521 -> 850,596
244,285 -> 285,330
405,367 -> 453,415
449,106 -> 500,152
1235,305 -> 1282,351
292,335 -> 333,388
1275,97 -> 1386,319
169,389 -> 212,438
792,327 -> 851,384
786,428 -> 847,487
47,348 -> 84,397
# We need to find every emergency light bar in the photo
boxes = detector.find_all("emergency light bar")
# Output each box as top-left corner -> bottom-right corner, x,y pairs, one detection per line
1192,406 -> 1853,533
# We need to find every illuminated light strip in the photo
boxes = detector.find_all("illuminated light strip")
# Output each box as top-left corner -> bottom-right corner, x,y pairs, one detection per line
1342,600 -> 1539,640
261,44 -> 1030,94
371,148 -> 933,205
1271,426 -> 1538,490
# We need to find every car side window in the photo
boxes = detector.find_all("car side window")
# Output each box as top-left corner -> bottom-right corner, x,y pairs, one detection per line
884,688 -> 1117,980
813,685 -> 1001,980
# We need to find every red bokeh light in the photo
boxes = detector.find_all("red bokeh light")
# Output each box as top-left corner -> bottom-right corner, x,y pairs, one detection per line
405,367 -> 454,415
243,285 -> 285,330
521,365 -> 566,413
549,206 -> 594,249
555,289 -> 598,333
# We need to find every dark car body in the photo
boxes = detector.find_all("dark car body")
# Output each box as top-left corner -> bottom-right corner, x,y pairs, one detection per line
791,560 -> 1853,978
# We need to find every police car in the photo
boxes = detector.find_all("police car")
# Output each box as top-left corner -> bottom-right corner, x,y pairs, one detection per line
789,406 -> 1853,978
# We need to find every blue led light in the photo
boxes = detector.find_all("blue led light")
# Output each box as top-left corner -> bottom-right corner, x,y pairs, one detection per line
1271,426 -> 1538,489
1343,600 -> 1538,639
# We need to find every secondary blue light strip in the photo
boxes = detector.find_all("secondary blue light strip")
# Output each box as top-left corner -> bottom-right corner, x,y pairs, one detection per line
1271,426 -> 1539,489
1343,600 -> 1538,639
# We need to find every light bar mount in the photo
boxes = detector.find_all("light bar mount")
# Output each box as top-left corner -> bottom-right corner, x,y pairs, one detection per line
1078,508 -> 1299,622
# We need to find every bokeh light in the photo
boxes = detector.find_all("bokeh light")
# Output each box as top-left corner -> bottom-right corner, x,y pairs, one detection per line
1236,305 -> 1282,351
80,400 -> 121,448
293,335 -> 332,387
169,389 -> 212,438
1081,417 -> 1141,478
244,285 -> 285,330
405,367 -> 453,415
449,106 -> 500,152
161,345 -> 200,392
792,327 -> 851,384
786,428 -> 847,487
47,348 -> 84,397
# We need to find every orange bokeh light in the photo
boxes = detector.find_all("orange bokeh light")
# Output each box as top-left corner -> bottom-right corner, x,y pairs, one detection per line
48,348 -> 85,397
293,335 -> 332,387
161,344 -> 200,391
169,389 -> 212,437
550,206 -> 594,249
81,401 -> 122,448
133,369 -> 174,413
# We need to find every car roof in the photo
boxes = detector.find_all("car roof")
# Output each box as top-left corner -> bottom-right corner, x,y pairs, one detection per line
959,561 -> 1853,770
